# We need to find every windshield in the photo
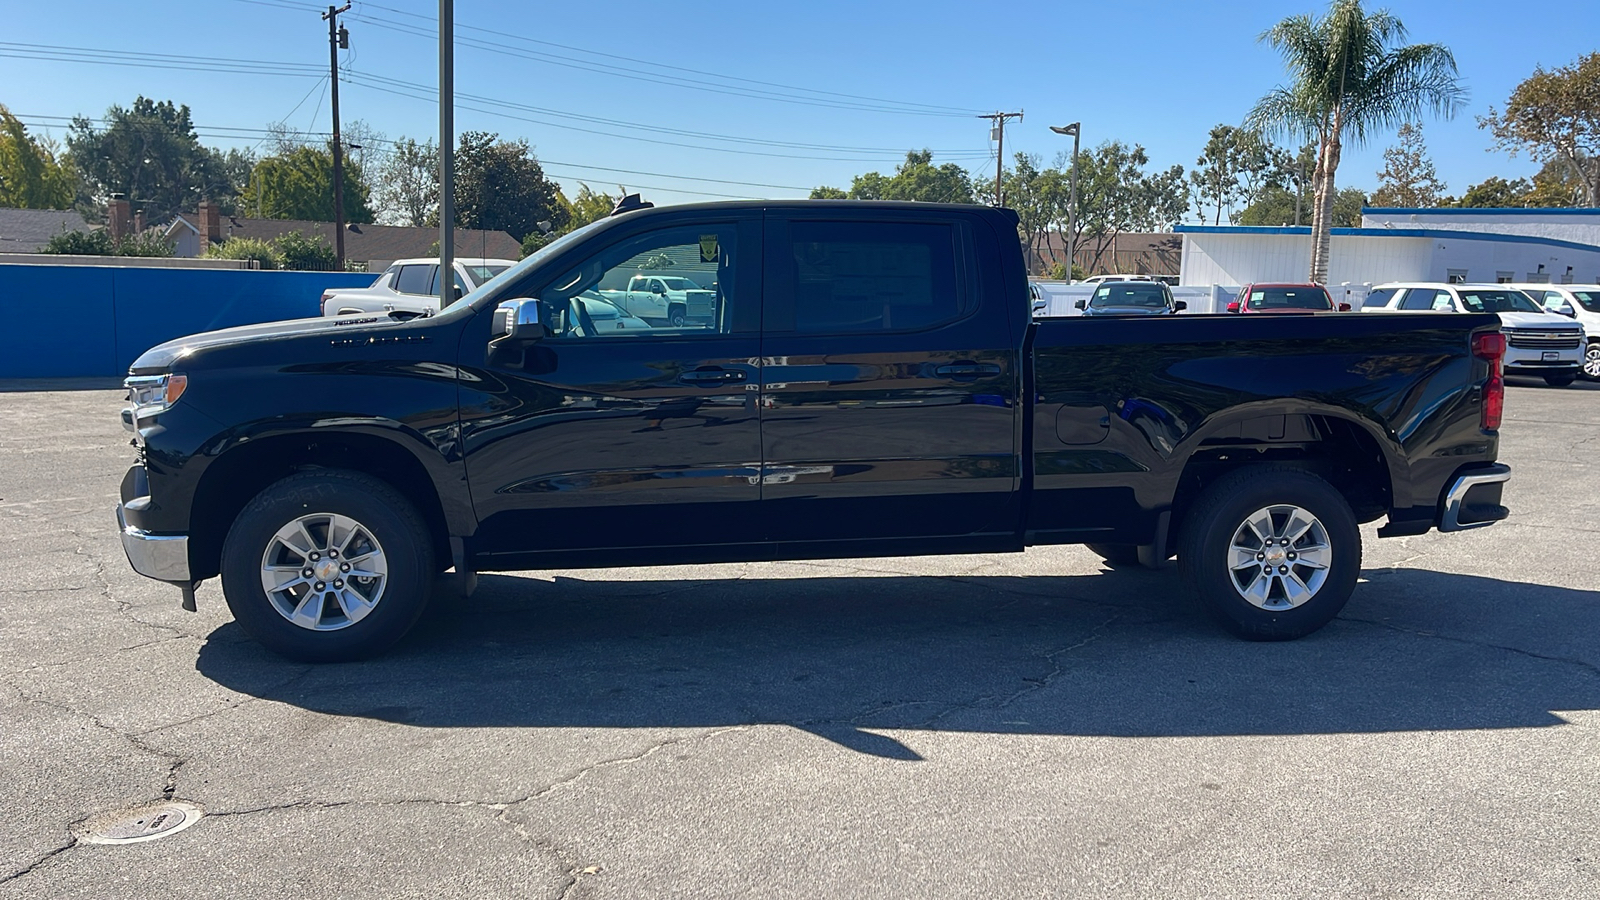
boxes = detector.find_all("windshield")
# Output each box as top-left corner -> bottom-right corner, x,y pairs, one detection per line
1458,289 -> 1542,314
1091,283 -> 1168,308
1247,287 -> 1331,310
437,219 -> 611,319
465,265 -> 510,284
1571,291 -> 1600,313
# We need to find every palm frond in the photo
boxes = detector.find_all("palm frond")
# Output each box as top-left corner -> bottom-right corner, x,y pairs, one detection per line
1342,42 -> 1466,146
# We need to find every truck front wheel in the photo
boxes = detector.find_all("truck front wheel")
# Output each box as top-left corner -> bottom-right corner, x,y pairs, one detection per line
219,470 -> 436,662
1177,466 -> 1360,641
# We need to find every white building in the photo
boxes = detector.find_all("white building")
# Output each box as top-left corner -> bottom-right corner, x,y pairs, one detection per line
1176,208 -> 1600,301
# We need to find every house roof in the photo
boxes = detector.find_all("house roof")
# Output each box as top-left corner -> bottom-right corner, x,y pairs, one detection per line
0,208 -> 92,253
169,214 -> 521,263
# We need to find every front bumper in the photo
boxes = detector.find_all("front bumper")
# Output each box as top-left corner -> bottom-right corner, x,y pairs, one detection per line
116,503 -> 191,582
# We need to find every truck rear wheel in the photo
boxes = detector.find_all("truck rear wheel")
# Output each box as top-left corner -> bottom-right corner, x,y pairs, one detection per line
1584,342 -> 1600,381
219,470 -> 435,662
668,304 -> 687,327
1177,466 -> 1359,641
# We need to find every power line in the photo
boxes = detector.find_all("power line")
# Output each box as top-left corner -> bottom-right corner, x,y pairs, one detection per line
232,0 -> 985,118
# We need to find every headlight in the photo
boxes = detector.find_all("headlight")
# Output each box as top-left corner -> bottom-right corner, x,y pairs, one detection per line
123,374 -> 188,432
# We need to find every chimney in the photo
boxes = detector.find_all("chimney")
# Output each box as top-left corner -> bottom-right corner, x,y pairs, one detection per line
107,196 -> 132,243
197,201 -> 222,253
133,208 -> 146,233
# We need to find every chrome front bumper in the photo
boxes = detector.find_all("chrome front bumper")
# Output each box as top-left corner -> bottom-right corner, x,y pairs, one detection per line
116,503 -> 191,582
1439,464 -> 1512,532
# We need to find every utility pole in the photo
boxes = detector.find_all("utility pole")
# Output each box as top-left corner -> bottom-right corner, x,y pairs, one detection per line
1051,123 -> 1081,281
978,111 -> 1023,206
439,0 -> 454,303
323,3 -> 351,269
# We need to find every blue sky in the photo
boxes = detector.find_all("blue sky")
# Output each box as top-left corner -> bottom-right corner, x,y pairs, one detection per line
3,0 -> 1596,213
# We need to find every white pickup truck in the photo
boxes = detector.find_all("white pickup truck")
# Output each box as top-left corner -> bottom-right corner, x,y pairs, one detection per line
321,257 -> 516,318
597,274 -> 717,326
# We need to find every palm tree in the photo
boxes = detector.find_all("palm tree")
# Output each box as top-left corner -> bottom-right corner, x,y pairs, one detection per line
1247,0 -> 1464,284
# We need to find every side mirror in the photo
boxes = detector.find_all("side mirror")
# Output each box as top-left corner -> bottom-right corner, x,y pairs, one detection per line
1032,300 -> 1048,315
1226,301 -> 1240,313
1561,306 -> 1578,317
1074,299 -> 1087,310
652,285 -> 666,295
494,299 -> 549,341
1338,302 -> 1352,312
1173,300 -> 1187,312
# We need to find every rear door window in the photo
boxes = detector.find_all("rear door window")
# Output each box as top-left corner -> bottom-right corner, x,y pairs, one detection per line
395,264 -> 435,295
1362,288 -> 1398,308
1399,289 -> 1440,311
778,221 -> 964,333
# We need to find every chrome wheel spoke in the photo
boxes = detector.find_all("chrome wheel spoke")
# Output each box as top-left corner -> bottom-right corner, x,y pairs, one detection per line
261,512 -> 387,632
1225,504 -> 1330,611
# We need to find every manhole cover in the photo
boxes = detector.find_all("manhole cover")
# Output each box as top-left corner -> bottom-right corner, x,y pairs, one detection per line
77,801 -> 203,845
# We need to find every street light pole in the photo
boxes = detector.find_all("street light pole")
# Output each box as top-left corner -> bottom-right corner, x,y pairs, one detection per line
1051,123 -> 1080,281
439,0 -> 454,303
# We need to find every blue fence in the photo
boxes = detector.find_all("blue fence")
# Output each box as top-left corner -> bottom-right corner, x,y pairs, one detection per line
0,264 -> 375,378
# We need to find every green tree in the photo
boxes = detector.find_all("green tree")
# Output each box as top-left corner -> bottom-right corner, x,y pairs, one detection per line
239,145 -> 375,224
452,131 -> 567,242
66,97 -> 245,222
1067,141 -> 1187,274
815,150 -> 977,204
1371,123 -> 1446,206
561,183 -> 617,230
1480,52 -> 1600,207
372,137 -> 438,227
976,153 -> 1069,273
1247,0 -> 1465,283
1190,125 -> 1252,225
0,105 -> 74,209
1448,176 -> 1531,208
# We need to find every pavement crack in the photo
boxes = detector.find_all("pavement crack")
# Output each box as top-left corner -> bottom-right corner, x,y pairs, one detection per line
915,614 -> 1121,728
0,839 -> 77,886
1339,616 -> 1600,679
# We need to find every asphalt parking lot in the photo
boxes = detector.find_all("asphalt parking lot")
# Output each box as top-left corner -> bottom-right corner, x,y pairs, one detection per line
2,377 -> 1597,899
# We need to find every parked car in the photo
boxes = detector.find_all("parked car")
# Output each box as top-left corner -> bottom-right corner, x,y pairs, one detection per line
321,257 -> 517,318
1362,282 -> 1584,386
1080,274 -> 1157,286
596,274 -> 717,326
1074,280 -> 1186,316
1227,283 -> 1349,313
1513,283 -> 1600,380
116,201 -> 1508,662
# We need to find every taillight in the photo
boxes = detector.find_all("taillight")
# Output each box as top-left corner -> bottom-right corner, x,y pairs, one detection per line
1473,331 -> 1506,431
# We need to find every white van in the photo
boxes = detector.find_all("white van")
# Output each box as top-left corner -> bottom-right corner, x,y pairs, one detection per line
1362,282 -> 1585,386
1512,284 -> 1600,380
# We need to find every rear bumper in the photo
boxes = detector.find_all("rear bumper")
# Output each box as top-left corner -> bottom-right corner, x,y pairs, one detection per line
1438,463 -> 1511,532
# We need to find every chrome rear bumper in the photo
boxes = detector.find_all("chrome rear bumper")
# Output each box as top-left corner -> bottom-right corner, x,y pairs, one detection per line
116,503 -> 191,582
1439,464 -> 1512,532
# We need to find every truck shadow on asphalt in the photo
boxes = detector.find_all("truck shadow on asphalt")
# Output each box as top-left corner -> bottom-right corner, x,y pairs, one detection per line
194,566 -> 1600,760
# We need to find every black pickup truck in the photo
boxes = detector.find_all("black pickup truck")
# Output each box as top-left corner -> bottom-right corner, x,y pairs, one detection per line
115,200 -> 1512,661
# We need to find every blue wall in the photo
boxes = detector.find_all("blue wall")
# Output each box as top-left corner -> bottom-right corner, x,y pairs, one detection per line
0,265 -> 374,377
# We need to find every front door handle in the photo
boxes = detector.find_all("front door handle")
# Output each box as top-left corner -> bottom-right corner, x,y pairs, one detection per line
679,368 -> 746,385
935,362 -> 1002,379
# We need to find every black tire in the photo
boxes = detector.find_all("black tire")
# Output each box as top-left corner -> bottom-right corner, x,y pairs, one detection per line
1544,372 -> 1578,387
1085,542 -> 1141,567
220,470 -> 436,662
1177,465 -> 1360,641
668,304 -> 687,327
1583,342 -> 1600,382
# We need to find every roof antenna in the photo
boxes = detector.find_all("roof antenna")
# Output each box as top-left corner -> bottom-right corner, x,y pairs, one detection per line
611,193 -> 653,217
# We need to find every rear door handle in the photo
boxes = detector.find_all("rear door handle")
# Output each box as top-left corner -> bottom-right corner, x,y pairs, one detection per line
935,362 -> 1002,378
679,368 -> 746,385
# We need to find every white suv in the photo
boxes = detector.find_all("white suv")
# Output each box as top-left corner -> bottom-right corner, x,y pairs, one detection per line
1362,283 -> 1585,386
1514,284 -> 1600,380
321,257 -> 516,318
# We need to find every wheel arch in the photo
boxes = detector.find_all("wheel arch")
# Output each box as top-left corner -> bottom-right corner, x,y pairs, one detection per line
188,429 -> 455,580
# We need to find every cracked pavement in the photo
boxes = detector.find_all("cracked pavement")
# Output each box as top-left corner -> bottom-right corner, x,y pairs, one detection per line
1,379 -> 1597,898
